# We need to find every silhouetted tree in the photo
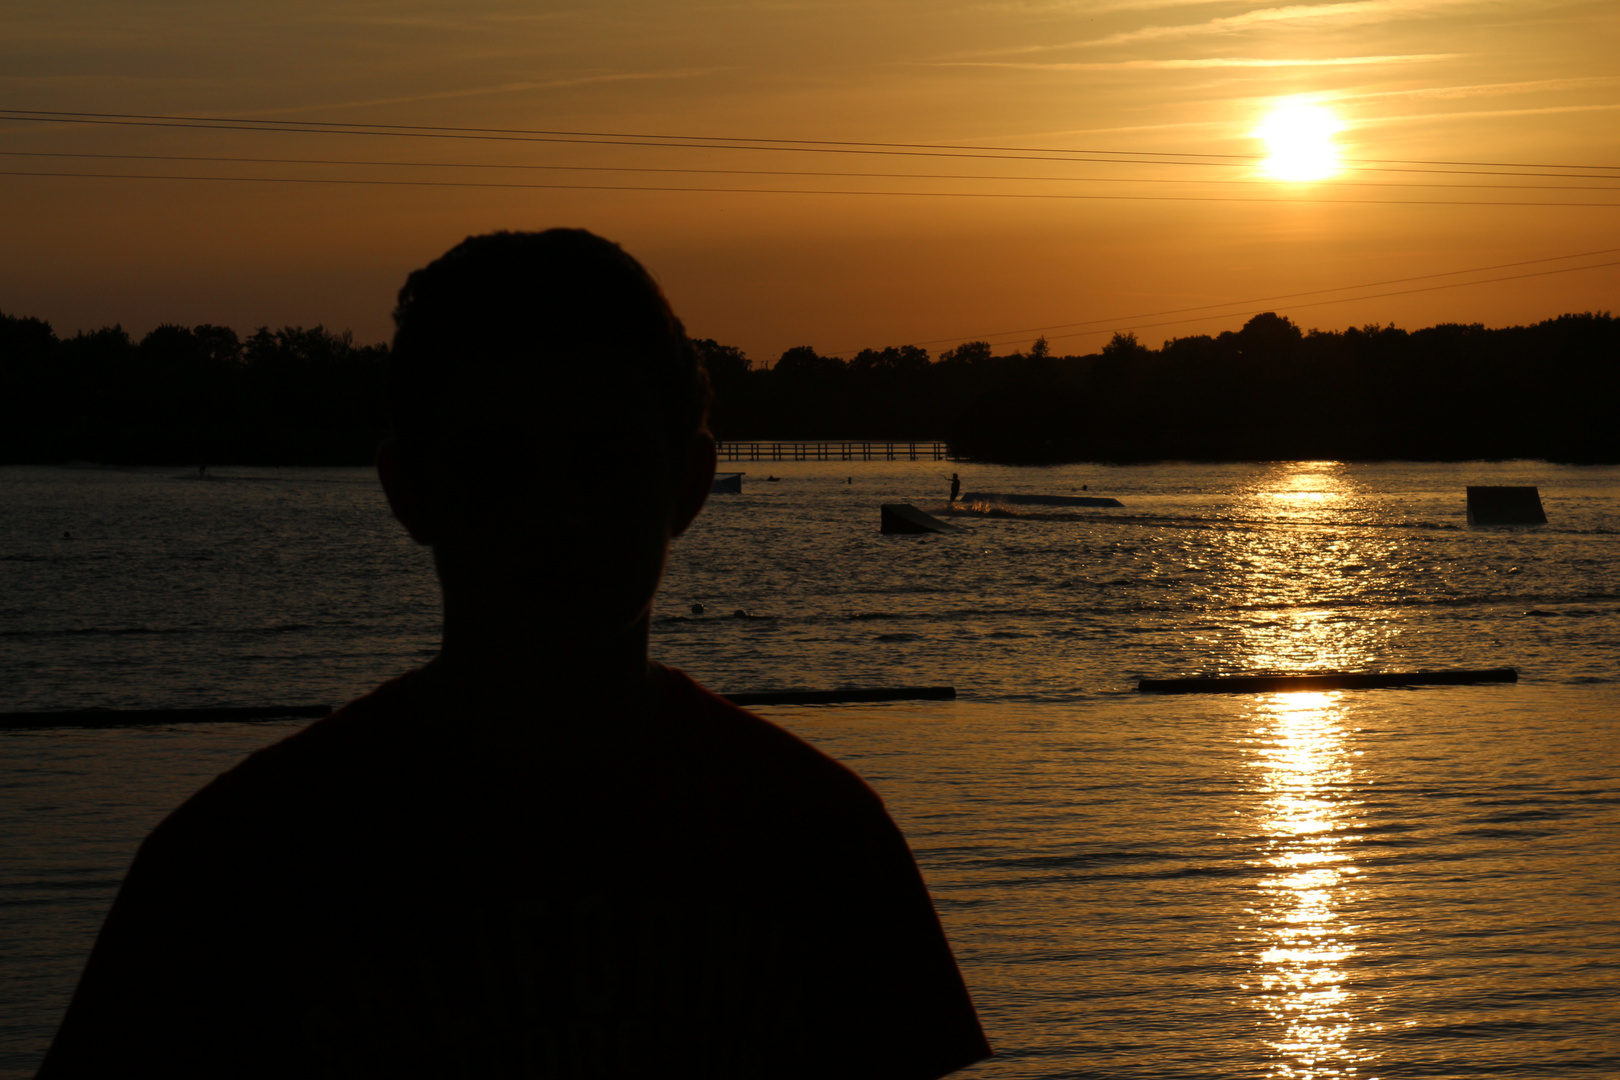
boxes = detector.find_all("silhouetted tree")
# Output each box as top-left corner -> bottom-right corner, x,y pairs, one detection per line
773,345 -> 838,376
56,326 -> 136,463
0,311 -> 64,461
116,324 -> 246,464
691,338 -> 750,380
1101,332 -> 1150,360
939,341 -> 992,366
691,338 -> 752,440
850,345 -> 929,375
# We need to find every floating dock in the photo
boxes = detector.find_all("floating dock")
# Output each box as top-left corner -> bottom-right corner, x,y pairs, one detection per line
716,440 -> 950,461
1139,668 -> 1517,694
958,492 -> 1124,508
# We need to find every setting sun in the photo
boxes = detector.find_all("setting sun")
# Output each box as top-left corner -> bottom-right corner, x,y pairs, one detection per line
1255,101 -> 1343,182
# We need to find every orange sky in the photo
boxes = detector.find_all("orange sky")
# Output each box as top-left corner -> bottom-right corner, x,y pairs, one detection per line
3,0 -> 1616,362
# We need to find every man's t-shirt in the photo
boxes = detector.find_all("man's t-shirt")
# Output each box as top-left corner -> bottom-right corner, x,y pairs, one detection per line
39,666 -> 991,1079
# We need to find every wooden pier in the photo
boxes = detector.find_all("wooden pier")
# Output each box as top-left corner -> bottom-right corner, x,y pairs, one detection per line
715,440 -> 952,462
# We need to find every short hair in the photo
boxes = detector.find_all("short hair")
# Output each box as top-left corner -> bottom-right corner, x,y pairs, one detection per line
388,229 -> 709,467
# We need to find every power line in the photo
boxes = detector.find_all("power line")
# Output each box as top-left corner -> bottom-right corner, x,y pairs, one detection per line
6,108 -> 1615,357
1075,259 -> 1620,344
874,248 -> 1620,350
7,169 -> 1620,209
5,108 -> 1617,172
4,114 -> 1273,168
4,110 -> 1617,181
4,149 -> 1617,192
897,259 -> 1620,354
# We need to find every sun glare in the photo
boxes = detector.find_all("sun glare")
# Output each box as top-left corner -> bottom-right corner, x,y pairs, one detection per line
1255,101 -> 1343,182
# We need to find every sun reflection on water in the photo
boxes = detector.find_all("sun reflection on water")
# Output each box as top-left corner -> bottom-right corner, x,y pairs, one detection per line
1220,466 -> 1390,1074
1247,692 -> 1375,1078
1220,462 -> 1408,675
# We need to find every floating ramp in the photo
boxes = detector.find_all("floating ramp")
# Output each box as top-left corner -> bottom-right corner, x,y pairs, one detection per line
725,686 -> 956,706
1139,668 -> 1517,694
711,472 -> 744,493
958,492 -> 1123,508
881,503 -> 961,534
1467,486 -> 1545,525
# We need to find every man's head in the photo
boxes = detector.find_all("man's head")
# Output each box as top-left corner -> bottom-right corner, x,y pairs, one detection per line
388,229 -> 708,470
381,229 -> 714,645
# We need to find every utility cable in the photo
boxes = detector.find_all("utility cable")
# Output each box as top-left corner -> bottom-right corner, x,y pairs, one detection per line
939,260 -> 1620,352
866,248 -> 1620,351
3,108 -> 1617,172
5,168 -> 1619,209
3,149 -> 1616,192
3,111 -> 1616,180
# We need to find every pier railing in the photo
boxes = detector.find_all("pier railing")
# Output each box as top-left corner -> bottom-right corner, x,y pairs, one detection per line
716,440 -> 952,462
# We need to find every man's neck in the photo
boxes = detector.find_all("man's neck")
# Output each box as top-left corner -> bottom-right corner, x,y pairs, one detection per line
425,607 -> 662,706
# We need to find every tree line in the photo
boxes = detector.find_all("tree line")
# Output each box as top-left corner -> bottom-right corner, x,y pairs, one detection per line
702,312 -> 1618,464
3,309 -> 1615,465
0,317 -> 388,465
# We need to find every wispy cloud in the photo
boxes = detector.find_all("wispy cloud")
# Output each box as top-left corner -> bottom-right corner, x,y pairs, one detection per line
315,10 -> 579,30
941,53 -> 1464,69
1369,101 -> 1620,124
1002,77 -> 1620,139
1079,1 -> 1414,47
957,0 -> 1495,56
973,0 -> 1252,11
265,70 -> 720,116
1086,0 -> 1290,11
1326,75 -> 1620,105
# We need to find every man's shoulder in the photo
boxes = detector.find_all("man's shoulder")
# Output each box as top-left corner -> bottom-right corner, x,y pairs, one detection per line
148,665 -> 889,856
146,676 -> 417,848
656,665 -> 883,807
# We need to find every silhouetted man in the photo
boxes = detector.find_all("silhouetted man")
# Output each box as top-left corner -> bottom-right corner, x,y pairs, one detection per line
39,230 -> 990,1079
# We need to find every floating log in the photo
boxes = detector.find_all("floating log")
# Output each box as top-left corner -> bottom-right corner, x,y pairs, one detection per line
1139,668 -> 1517,694
0,704 -> 333,730
881,503 -> 960,534
725,686 -> 956,706
711,472 -> 744,493
958,492 -> 1123,508
1467,486 -> 1546,525
0,689 -> 961,727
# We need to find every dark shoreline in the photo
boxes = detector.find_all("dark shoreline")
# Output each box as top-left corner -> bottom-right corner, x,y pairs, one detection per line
5,309 -> 1616,466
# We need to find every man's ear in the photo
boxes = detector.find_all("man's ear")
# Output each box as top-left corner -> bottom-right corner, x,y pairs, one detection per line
670,432 -> 716,539
377,440 -> 437,546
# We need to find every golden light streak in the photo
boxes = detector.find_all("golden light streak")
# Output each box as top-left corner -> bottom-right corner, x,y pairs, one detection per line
1247,691 -> 1377,1077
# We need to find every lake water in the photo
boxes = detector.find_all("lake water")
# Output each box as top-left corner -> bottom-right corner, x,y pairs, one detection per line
3,460 -> 1618,1078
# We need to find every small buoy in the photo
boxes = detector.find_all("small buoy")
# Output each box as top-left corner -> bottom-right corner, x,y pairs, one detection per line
690,602 -> 705,615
